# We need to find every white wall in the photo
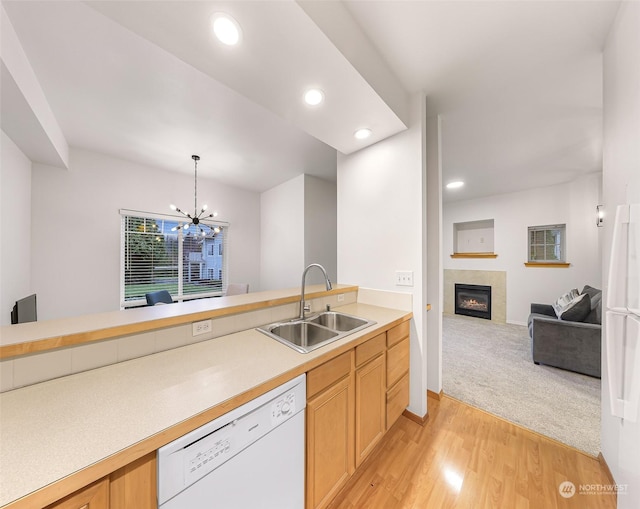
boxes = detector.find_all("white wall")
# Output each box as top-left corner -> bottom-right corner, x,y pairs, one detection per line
601,2 -> 640,506
30,148 -> 261,320
426,114 -> 443,394
0,130 -> 32,325
443,174 -> 602,325
304,175 -> 337,285
337,94 -> 427,417
260,174 -> 337,290
260,175 -> 305,290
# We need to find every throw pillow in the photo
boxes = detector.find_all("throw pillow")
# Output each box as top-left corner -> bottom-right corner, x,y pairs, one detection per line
559,293 -> 592,322
552,289 -> 580,318
581,285 -> 602,310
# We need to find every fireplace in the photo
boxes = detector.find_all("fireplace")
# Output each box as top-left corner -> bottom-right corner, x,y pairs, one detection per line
455,284 -> 492,320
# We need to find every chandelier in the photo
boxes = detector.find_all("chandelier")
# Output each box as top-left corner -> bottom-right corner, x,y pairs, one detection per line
170,155 -> 221,237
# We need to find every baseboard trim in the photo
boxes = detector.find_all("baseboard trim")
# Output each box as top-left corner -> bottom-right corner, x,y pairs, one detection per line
402,409 -> 429,426
598,452 -> 616,485
427,389 -> 443,400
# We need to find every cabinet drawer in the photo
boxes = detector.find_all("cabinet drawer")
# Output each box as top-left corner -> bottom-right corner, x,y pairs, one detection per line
386,373 -> 409,429
386,337 -> 409,388
307,351 -> 352,398
387,320 -> 409,347
355,333 -> 385,367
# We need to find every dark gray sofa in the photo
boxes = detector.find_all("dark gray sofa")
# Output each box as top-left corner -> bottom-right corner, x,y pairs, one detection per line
528,285 -> 602,378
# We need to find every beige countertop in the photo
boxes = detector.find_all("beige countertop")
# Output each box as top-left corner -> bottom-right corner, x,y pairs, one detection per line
0,302 -> 411,509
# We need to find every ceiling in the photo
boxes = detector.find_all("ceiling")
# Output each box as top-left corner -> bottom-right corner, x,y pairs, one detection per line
1,0 -> 621,200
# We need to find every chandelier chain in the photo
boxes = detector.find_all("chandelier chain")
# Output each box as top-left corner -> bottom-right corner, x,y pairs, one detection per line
193,154 -> 199,216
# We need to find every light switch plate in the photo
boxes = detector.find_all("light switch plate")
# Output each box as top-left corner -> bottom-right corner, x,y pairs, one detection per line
395,270 -> 414,287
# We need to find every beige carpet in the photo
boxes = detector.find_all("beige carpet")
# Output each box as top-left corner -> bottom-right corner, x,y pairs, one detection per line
442,314 -> 601,457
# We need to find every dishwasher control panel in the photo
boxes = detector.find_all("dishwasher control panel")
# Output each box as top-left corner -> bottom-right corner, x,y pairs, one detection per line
271,392 -> 296,423
158,374 -> 306,506
188,438 -> 231,475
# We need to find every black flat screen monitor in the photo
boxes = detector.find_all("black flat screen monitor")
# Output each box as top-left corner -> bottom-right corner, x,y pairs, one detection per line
11,294 -> 37,324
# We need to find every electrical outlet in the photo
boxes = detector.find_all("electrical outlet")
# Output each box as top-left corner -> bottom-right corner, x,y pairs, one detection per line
395,270 -> 414,287
192,319 -> 212,336
337,294 -> 345,302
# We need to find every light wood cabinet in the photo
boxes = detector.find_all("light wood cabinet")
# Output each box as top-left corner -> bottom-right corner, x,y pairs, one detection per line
386,372 -> 410,426
354,353 -> 385,467
306,322 -> 411,509
44,452 -> 157,509
386,322 -> 411,430
306,366 -> 354,509
44,477 -> 109,509
109,452 -> 156,509
387,337 -> 410,388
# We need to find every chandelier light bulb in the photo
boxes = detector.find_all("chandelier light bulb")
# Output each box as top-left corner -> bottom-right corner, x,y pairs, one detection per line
170,204 -> 177,211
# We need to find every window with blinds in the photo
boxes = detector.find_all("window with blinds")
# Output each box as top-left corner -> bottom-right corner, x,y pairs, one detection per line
120,210 -> 228,308
528,224 -> 566,263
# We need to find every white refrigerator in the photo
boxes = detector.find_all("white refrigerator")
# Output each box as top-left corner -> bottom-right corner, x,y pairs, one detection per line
605,203 -> 640,422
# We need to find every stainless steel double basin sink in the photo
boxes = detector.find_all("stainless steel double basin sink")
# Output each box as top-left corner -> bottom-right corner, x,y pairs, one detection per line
257,311 -> 376,353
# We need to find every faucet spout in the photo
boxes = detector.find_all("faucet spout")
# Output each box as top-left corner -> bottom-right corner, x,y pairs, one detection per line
299,263 -> 332,320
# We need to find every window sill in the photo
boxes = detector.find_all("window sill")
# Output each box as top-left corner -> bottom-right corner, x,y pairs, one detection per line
524,262 -> 571,268
450,252 -> 498,259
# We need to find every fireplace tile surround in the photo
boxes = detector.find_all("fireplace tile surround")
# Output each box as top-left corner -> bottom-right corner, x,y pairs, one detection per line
444,270 -> 506,323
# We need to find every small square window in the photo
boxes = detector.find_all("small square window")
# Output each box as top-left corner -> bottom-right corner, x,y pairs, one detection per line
527,224 -> 566,263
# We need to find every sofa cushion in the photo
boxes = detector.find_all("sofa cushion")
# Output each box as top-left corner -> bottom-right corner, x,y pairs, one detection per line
552,289 -> 579,318
559,293 -> 591,322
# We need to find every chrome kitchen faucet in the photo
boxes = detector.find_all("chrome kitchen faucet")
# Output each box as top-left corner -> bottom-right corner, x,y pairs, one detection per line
299,263 -> 332,320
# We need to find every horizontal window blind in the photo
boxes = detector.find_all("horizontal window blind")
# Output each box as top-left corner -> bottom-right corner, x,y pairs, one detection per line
120,210 -> 228,308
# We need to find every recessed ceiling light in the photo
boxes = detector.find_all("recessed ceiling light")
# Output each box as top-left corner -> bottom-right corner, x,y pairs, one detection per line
446,181 -> 465,189
354,128 -> 372,140
304,89 -> 324,106
212,13 -> 241,45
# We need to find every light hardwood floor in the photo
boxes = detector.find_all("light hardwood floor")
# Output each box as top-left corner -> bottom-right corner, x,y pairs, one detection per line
328,394 -> 616,509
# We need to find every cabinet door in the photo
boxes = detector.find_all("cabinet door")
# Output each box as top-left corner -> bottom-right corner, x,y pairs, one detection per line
355,354 -> 386,467
306,376 -> 354,509
45,478 -> 109,509
110,452 -> 156,509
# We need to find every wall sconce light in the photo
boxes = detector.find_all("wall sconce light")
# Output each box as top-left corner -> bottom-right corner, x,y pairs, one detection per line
596,205 -> 604,227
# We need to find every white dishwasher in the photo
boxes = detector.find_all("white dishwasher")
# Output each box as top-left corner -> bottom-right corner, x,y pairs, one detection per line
158,374 -> 306,509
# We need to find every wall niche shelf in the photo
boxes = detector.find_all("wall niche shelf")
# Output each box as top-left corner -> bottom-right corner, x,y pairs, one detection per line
451,252 -> 498,259
452,219 -> 495,257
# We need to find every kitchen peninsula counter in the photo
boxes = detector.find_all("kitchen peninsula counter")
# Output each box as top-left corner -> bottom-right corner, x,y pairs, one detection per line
0,284 -> 358,359
0,301 -> 411,509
